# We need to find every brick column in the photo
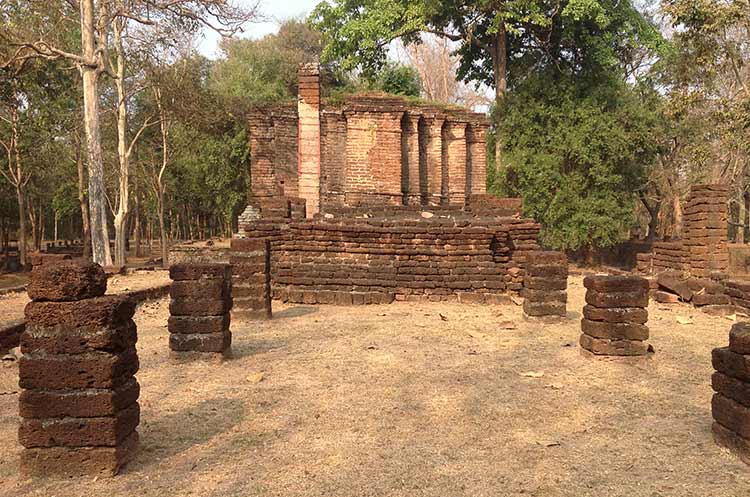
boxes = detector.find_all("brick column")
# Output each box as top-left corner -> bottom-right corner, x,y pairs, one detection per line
444,120 -> 468,206
467,123 -> 488,196
19,261 -> 139,477
230,238 -> 272,320
684,184 -> 729,276
404,114 -> 421,206
425,117 -> 444,207
169,264 -> 232,358
298,63 -> 321,217
522,251 -> 567,318
712,322 -> 750,465
248,109 -> 275,200
580,276 -> 650,356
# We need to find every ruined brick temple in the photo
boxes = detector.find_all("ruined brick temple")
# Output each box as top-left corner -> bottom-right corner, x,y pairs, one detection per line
234,64 -> 548,305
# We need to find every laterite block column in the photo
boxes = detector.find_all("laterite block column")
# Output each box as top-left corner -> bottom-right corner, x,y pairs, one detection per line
230,238 -> 272,320
169,264 -> 232,358
522,251 -> 568,318
711,322 -> 750,465
19,261 -> 140,477
580,275 -> 650,356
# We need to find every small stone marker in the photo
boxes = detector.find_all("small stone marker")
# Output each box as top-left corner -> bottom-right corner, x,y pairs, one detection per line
579,275 -> 651,356
19,261 -> 140,477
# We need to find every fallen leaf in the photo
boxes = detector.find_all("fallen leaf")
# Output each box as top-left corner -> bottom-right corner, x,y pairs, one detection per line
545,383 -> 563,390
439,313 -> 448,321
676,316 -> 694,325
246,372 -> 265,383
536,440 -> 561,447
520,371 -> 545,378
421,211 -> 434,218
511,296 -> 523,306
498,321 -> 517,330
725,314 -> 738,322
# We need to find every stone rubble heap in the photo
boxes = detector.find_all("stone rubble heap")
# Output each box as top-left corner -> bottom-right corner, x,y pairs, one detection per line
19,261 -> 140,477
711,322 -> 750,465
580,275 -> 651,356
168,263 -> 232,358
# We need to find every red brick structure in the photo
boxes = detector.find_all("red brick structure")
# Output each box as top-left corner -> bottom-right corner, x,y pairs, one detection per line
580,275 -> 651,356
19,261 -> 139,477
644,184 -> 728,277
168,264 -> 232,358
712,322 -> 750,464
243,65 -> 489,218
522,251 -> 568,318
230,239 -> 272,320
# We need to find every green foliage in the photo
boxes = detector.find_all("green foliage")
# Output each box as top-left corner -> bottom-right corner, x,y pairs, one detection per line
373,63 -> 422,97
495,73 -> 664,250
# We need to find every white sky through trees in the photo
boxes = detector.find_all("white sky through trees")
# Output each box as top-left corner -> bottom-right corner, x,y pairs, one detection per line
198,0 -> 319,58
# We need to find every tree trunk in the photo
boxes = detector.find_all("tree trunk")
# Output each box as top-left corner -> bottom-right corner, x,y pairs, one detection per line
81,0 -> 112,267
133,184 -> 142,257
639,192 -> 661,242
158,189 -> 168,268
15,184 -> 27,267
491,23 -> 508,179
744,190 -> 750,244
113,17 -> 129,268
77,137 -> 92,260
673,195 -> 683,238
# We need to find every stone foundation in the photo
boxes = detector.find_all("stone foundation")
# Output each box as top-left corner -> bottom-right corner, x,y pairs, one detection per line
238,213 -> 540,303
712,322 -> 750,465
168,264 -> 232,358
19,261 -> 140,477
521,251 -> 567,318
580,275 -> 651,356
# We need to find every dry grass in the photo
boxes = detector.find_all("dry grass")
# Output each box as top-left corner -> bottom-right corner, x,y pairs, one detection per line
0,274 -> 748,496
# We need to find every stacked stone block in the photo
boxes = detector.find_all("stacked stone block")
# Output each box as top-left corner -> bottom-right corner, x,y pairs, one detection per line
230,238 -> 272,320
636,252 -> 653,275
711,322 -> 750,464
580,275 -> 651,356
168,264 -> 232,357
19,261 -> 139,477
522,251 -> 567,318
684,184 -> 729,276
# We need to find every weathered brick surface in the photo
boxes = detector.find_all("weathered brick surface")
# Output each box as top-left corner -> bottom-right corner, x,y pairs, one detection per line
522,251 -> 567,318
580,275 -> 650,356
28,261 -> 107,301
711,325 -> 750,465
19,262 -> 140,477
168,263 -> 232,357
231,239 -> 272,320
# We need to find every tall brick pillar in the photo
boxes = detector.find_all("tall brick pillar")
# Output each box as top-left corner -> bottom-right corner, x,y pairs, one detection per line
298,63 -> 321,217
19,262 -> 140,477
467,123 -> 488,196
248,109 -> 276,200
403,114 -> 421,206
425,116 -> 445,207
230,238 -> 272,320
684,184 -> 729,276
444,120 -> 468,207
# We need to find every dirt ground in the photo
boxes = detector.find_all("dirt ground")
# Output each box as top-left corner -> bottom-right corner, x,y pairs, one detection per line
0,274 -> 749,496
0,270 -> 171,325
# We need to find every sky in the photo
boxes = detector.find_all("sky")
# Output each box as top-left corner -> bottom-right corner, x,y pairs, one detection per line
198,0 -> 321,59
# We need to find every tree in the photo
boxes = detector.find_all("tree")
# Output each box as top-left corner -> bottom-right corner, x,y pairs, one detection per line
496,72 -> 663,252
374,62 -> 421,97
311,0 -> 662,167
1,0 -> 258,266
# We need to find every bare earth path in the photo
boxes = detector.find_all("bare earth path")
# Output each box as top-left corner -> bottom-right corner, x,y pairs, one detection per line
0,275 -> 748,496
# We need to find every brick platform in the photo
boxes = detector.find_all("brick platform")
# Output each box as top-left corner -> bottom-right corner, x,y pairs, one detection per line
230,238 -> 272,320
522,251 -> 567,318
19,261 -> 139,477
712,322 -> 750,465
580,275 -> 651,356
168,264 -> 232,358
